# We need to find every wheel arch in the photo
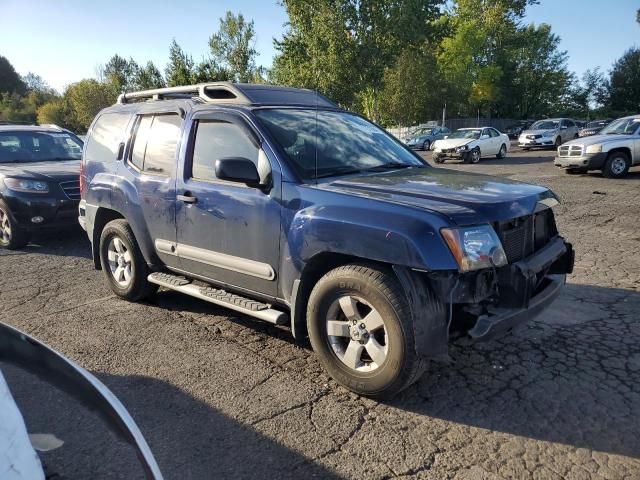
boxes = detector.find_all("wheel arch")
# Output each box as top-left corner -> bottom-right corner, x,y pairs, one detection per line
91,207 -> 125,269
606,147 -> 632,160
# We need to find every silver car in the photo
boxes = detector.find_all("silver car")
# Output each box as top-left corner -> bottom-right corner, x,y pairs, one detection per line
518,118 -> 579,149
405,126 -> 451,150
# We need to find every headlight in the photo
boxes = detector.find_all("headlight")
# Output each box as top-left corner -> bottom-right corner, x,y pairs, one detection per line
3,178 -> 49,193
441,225 -> 508,272
455,144 -> 469,152
585,144 -> 602,154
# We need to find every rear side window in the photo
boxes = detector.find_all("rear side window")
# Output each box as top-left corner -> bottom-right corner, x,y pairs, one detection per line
129,113 -> 182,175
191,120 -> 259,181
489,128 -> 500,137
85,112 -> 130,163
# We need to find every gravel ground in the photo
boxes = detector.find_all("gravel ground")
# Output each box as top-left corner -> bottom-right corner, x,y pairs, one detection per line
1,146 -> 639,479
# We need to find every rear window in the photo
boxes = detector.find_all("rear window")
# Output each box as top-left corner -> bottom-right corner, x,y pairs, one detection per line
128,113 -> 182,176
85,112 -> 130,163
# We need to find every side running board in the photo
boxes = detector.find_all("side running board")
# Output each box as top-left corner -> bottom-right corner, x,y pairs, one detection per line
147,272 -> 288,325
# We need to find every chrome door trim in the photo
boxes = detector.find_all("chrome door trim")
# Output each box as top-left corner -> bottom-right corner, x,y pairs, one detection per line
154,239 -> 275,281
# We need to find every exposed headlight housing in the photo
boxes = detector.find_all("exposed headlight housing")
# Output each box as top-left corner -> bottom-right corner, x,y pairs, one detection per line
585,144 -> 602,154
455,144 -> 469,152
3,178 -> 49,193
441,225 -> 508,272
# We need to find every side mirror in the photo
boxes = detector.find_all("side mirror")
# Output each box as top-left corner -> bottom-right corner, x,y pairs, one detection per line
215,157 -> 260,187
480,134 -> 490,140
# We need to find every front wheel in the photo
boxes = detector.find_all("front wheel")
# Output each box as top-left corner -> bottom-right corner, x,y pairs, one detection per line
99,219 -> 158,301
0,200 -> 30,250
602,152 -> 630,178
464,147 -> 481,164
307,264 -> 425,398
422,140 -> 431,151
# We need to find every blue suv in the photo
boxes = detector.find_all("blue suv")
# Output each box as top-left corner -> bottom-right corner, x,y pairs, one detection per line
79,83 -> 574,398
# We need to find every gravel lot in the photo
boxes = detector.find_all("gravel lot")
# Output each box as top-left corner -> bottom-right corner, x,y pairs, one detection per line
1,146 -> 639,479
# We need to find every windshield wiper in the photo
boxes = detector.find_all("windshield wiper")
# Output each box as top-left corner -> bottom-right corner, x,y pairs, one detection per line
363,163 -> 416,172
315,167 -> 364,178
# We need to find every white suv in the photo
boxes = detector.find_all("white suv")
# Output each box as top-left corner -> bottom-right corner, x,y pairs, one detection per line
554,115 -> 640,178
519,118 -> 579,149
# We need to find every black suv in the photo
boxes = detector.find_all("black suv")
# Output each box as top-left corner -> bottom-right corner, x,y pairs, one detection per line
0,125 -> 83,249
80,83 -> 574,398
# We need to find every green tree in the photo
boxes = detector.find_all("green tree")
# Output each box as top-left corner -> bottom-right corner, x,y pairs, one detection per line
65,79 -> 115,131
208,11 -> 258,83
135,61 -> 166,90
272,0 -> 441,117
103,54 -> 140,93
165,39 -> 195,86
608,47 -> 640,114
0,55 -> 26,94
36,98 -> 71,127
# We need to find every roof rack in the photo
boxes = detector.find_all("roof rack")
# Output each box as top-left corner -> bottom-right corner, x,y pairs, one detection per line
116,82 -> 337,108
117,82 -> 252,105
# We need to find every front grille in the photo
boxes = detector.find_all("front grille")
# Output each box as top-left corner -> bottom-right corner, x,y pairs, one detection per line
558,145 -> 583,157
59,180 -> 81,200
495,209 -> 558,263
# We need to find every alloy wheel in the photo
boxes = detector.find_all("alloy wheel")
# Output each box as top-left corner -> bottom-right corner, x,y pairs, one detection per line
107,237 -> 133,287
610,157 -> 627,176
325,295 -> 389,372
0,208 -> 11,245
471,149 -> 481,163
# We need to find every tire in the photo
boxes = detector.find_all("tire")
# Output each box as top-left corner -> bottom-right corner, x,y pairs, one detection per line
554,137 -> 562,148
306,264 -> 426,399
602,152 -> 630,178
496,143 -> 507,159
0,200 -> 30,250
99,219 -> 158,301
466,147 -> 480,164
422,140 -> 431,151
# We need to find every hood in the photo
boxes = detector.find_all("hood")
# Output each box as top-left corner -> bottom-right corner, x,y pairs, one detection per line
521,129 -> 557,136
317,167 -> 554,225
0,160 -> 80,181
563,133 -> 635,147
434,138 -> 473,150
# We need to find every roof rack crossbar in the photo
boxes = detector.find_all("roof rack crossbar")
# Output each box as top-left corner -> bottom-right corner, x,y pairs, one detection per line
116,82 -> 251,105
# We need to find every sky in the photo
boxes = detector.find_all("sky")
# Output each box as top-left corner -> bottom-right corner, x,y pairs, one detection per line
1,0 -> 638,93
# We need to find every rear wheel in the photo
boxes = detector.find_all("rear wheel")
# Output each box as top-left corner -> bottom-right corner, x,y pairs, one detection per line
496,144 -> 507,159
307,264 -> 426,398
602,152 -> 630,178
99,219 -> 158,301
0,200 -> 30,250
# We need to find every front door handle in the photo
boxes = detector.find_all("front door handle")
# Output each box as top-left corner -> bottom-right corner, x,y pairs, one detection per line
177,193 -> 197,204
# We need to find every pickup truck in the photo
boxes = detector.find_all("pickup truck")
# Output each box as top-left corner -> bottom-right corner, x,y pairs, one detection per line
79,82 -> 574,398
555,115 -> 640,177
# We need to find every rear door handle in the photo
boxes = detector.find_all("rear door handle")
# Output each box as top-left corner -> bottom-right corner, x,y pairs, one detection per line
177,193 -> 197,204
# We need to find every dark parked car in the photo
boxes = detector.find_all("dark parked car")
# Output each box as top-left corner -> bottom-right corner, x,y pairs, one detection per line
503,121 -> 533,139
0,125 -> 83,249
80,82 -> 574,398
578,119 -> 612,137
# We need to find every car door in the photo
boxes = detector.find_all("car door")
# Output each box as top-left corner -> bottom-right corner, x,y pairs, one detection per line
118,111 -> 183,269
480,128 -> 495,155
489,128 -> 502,154
174,111 -> 281,297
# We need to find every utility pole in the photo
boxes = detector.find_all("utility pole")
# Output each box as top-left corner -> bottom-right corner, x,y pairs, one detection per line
442,102 -> 446,127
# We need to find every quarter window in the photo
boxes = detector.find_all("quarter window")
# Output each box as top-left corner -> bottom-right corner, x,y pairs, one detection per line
129,113 -> 181,175
191,120 -> 259,181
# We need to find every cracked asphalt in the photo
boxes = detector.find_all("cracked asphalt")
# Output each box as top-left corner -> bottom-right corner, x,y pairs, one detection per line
1,146 -> 639,479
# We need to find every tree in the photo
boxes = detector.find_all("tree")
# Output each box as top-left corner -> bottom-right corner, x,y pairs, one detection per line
0,55 -> 26,94
36,99 -> 70,126
272,0 -> 441,117
165,39 -> 195,86
65,79 -> 115,131
608,47 -> 640,114
208,11 -> 258,83
135,61 -> 166,90
22,72 -> 56,95
103,54 -> 140,93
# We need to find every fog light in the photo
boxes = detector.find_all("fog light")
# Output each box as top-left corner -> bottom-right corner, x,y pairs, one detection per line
31,216 -> 44,224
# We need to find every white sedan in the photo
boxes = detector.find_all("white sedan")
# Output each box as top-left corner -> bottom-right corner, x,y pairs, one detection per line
432,127 -> 510,164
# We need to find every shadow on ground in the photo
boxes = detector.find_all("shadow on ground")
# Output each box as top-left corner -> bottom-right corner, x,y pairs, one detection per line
393,283 -> 640,459
2,364 -> 340,480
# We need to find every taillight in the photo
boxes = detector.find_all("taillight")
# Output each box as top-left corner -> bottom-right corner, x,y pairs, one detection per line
79,161 -> 85,198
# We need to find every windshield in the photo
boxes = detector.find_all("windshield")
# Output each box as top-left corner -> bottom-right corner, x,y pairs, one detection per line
599,117 -> 640,135
448,129 -> 481,140
254,109 -> 425,179
530,120 -> 559,130
0,131 -> 83,163
411,128 -> 433,137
